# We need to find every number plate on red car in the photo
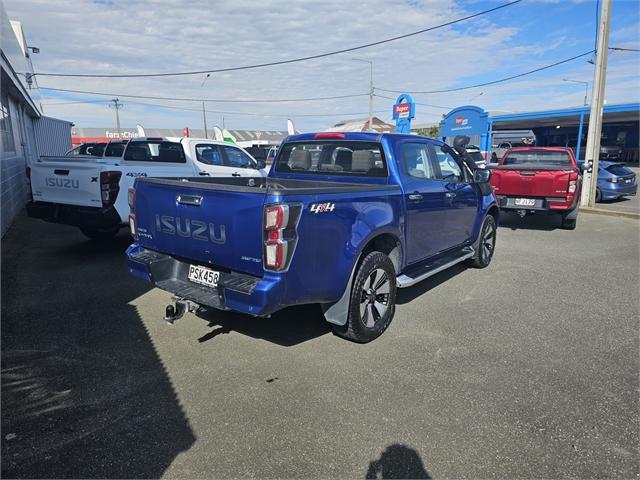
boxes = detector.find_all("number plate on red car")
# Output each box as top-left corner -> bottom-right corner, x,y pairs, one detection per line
514,198 -> 536,207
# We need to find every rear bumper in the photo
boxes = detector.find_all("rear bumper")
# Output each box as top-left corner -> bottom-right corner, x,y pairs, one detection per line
599,183 -> 637,200
126,244 -> 285,317
495,195 -> 578,213
26,201 -> 122,228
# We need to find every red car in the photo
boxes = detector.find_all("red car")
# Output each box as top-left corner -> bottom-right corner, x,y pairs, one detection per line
490,147 -> 581,230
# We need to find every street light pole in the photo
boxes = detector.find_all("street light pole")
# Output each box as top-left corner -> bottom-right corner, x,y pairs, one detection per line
580,0 -> 611,208
352,58 -> 373,131
563,78 -> 589,106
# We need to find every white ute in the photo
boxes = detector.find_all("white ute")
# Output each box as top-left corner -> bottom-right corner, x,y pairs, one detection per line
27,137 -> 267,240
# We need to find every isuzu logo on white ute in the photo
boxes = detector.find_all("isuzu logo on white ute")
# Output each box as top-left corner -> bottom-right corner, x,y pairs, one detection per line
155,215 -> 226,244
45,177 -> 79,189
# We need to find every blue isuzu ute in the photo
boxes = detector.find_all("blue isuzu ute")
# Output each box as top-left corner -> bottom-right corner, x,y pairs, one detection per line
127,132 -> 499,342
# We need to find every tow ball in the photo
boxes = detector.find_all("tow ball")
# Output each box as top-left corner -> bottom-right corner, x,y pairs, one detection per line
164,298 -> 199,325
516,209 -> 527,218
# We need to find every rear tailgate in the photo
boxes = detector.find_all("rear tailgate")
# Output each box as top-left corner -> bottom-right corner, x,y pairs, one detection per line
492,168 -> 573,198
31,158 -> 103,207
133,179 -> 266,277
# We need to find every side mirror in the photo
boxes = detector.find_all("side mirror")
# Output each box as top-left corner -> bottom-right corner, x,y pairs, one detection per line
473,169 -> 491,183
256,159 -> 266,169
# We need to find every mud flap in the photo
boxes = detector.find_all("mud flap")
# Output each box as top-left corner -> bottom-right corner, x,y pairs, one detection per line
321,260 -> 359,326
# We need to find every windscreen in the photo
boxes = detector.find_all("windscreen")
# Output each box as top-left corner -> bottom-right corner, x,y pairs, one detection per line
503,150 -> 572,168
274,141 -> 387,177
605,164 -> 633,176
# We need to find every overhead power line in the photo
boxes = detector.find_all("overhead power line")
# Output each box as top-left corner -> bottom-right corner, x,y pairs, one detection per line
41,96 -> 389,118
31,0 -> 521,79
376,50 -> 595,94
609,47 -> 640,52
38,87 -> 369,103
373,93 -> 452,110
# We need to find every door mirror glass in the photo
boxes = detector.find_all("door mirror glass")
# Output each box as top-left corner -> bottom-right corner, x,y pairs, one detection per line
473,168 -> 491,183
256,158 -> 266,169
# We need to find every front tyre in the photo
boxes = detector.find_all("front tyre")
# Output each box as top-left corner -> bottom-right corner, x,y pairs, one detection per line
467,214 -> 497,268
332,251 -> 397,343
79,226 -> 120,241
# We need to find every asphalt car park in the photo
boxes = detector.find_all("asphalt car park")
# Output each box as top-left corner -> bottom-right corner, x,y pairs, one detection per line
1,211 -> 638,478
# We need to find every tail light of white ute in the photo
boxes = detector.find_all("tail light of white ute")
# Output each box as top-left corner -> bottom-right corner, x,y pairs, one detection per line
263,203 -> 301,271
128,187 -> 137,239
100,171 -> 122,207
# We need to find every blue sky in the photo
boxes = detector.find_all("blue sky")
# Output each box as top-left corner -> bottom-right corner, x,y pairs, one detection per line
5,0 -> 639,132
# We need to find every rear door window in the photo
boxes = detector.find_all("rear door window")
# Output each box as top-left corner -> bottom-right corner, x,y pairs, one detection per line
402,143 -> 437,179
195,144 -> 223,166
275,141 -> 387,177
124,141 -> 186,163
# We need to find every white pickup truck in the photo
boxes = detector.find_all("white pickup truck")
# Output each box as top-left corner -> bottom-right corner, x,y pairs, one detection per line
27,137 -> 267,240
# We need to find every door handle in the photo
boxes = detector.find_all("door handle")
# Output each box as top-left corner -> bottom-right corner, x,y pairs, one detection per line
445,192 -> 457,198
198,171 -> 210,176
408,193 -> 423,201
231,172 -> 241,177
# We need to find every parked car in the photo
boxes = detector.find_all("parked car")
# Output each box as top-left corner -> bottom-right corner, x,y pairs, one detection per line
127,132 -> 499,343
490,147 -> 581,229
583,161 -> 637,202
27,137 -> 267,240
66,142 -> 107,157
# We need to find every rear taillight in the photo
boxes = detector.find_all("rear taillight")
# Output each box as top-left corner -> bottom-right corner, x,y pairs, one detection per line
263,204 -> 301,271
568,172 -> 578,193
128,188 -> 137,239
100,171 -> 122,207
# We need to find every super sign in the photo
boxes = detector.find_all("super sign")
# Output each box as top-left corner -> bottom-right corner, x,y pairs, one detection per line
394,104 -> 411,118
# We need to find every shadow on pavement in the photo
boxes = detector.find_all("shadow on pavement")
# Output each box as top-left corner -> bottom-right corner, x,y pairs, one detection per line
195,304 -> 331,347
366,444 -> 431,479
396,263 -> 467,305
1,216 -> 196,478
498,211 -> 561,231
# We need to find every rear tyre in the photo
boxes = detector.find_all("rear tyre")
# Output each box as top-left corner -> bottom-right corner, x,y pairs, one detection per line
595,188 -> 602,203
467,214 -> 497,269
332,251 -> 397,343
79,226 -> 120,240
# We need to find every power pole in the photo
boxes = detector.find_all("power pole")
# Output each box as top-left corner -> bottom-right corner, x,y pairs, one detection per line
111,98 -> 123,137
202,101 -> 208,139
580,0 -> 611,207
368,62 -> 373,132
352,58 -> 373,131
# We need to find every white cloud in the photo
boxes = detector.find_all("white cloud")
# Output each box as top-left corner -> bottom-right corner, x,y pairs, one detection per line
5,0 -> 639,132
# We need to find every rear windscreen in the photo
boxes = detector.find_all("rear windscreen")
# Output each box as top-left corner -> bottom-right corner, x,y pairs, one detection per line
605,164 -> 633,176
503,150 -> 572,167
274,141 -> 387,177
124,141 -> 186,163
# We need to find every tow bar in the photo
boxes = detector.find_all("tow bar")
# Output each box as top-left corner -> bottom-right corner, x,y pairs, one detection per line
164,298 -> 200,325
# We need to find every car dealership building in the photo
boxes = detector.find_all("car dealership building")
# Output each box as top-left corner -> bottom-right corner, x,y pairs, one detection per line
440,103 -> 640,164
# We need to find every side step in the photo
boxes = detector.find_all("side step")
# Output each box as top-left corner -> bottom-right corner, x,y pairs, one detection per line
396,247 -> 474,288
